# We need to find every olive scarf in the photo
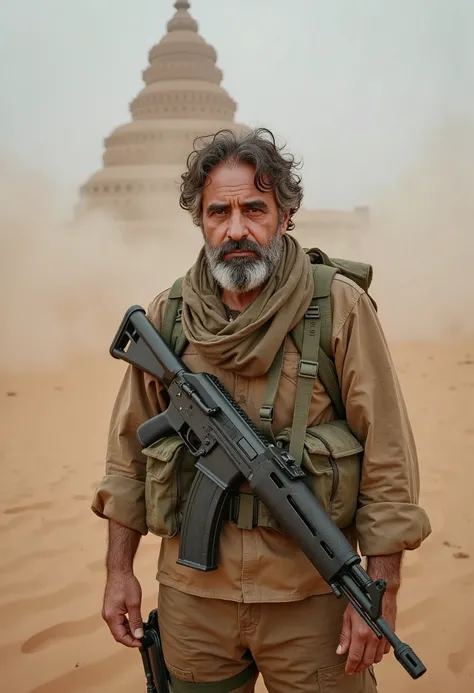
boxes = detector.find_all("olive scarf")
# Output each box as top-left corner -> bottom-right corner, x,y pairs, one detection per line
180,234 -> 314,377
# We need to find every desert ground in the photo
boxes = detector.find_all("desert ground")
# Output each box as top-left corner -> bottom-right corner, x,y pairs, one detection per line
1,331 -> 473,692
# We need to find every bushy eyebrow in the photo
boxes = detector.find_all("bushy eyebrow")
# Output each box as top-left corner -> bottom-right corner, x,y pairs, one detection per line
206,202 -> 229,214
206,199 -> 269,214
244,200 -> 269,211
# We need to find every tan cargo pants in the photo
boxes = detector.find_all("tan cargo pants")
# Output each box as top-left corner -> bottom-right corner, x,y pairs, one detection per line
158,584 -> 378,693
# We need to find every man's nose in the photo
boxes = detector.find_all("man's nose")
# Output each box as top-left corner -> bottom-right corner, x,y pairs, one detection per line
227,211 -> 248,241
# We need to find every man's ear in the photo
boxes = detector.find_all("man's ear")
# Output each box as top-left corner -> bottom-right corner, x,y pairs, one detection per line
280,210 -> 290,234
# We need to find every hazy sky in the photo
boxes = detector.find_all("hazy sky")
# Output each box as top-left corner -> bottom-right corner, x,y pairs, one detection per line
0,0 -> 472,210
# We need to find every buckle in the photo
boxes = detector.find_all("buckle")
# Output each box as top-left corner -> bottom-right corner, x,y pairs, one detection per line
305,305 -> 320,319
298,359 -> 319,378
259,405 -> 274,422
228,492 -> 259,529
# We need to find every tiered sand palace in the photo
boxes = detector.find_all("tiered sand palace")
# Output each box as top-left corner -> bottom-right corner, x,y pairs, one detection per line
77,1 -> 369,239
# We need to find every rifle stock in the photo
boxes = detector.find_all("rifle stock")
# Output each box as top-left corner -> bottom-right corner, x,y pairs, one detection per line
110,305 -> 427,681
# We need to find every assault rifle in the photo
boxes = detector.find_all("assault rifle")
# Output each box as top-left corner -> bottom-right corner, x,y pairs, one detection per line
110,305 -> 427,681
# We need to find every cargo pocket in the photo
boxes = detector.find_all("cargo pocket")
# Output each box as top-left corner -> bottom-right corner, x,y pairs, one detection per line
317,661 -> 378,692
276,420 -> 363,529
142,435 -> 197,539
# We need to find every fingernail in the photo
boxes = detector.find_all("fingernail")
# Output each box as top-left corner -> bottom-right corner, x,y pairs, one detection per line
134,628 -> 144,638
336,645 -> 342,655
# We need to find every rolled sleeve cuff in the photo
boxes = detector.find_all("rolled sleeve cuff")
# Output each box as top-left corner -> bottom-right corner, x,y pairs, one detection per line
91,475 -> 148,536
356,501 -> 432,556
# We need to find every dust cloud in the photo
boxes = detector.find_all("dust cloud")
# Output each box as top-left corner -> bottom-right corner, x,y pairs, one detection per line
294,118 -> 474,342
1,119 -> 473,373
351,119 -> 474,342
0,158 -> 200,373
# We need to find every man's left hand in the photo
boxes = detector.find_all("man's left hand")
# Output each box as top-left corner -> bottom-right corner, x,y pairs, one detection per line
336,589 -> 398,674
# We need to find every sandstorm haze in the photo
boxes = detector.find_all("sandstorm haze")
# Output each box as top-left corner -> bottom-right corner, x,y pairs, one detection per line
0,0 -> 473,371
1,2 -> 474,693
2,119 -> 473,374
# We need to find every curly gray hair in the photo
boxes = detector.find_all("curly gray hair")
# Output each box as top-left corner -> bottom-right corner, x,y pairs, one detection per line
179,127 -> 304,231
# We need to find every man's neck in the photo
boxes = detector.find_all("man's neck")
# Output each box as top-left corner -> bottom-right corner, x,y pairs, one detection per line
220,287 -> 262,312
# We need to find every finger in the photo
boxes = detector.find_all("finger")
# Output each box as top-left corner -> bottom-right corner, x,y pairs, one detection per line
117,628 -> 138,648
110,613 -> 141,648
384,638 -> 391,655
108,614 -> 132,644
345,631 -> 366,675
355,634 -> 379,673
127,601 -> 144,640
337,611 -> 352,656
374,638 -> 387,664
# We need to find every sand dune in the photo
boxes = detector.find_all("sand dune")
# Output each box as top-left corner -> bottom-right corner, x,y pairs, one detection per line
1,338 -> 473,692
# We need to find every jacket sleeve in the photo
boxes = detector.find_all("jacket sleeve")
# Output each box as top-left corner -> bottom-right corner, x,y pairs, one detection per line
90,298 -> 170,535
333,289 -> 432,556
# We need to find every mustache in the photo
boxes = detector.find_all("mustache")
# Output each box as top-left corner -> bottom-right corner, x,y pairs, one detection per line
214,238 -> 263,261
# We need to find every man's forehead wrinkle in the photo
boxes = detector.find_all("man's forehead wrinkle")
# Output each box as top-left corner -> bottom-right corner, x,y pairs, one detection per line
208,189 -> 273,208
214,184 -> 256,196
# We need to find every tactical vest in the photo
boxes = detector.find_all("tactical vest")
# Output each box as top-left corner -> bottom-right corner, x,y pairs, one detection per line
142,248 -> 376,538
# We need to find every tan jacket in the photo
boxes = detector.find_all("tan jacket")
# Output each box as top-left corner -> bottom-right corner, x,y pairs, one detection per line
91,274 -> 431,603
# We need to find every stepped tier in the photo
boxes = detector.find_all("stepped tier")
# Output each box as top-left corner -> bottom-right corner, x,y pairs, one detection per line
78,2 -> 245,225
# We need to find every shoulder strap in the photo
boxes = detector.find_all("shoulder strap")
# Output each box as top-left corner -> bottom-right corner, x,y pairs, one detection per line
259,339 -> 286,444
288,295 -> 322,463
161,277 -> 188,356
290,264 -> 346,421
291,264 -> 335,356
258,263 -> 346,460
287,264 -> 345,463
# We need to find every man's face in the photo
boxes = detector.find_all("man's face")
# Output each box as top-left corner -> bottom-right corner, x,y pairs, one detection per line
200,161 -> 290,293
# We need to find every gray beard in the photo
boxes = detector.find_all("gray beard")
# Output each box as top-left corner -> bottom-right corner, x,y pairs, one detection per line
203,228 -> 284,293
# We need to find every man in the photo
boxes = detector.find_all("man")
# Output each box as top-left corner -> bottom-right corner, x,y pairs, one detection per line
91,127 -> 431,692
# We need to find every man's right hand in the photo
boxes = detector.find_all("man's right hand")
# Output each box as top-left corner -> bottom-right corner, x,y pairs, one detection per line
102,571 -> 144,648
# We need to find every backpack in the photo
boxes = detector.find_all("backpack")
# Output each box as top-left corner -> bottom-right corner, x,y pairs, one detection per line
160,247 -> 375,466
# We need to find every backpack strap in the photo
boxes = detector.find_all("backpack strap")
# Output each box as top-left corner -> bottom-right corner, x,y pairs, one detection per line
161,277 -> 188,356
259,339 -> 286,443
258,263 -> 346,453
288,294 -> 322,463
316,349 -> 345,419
317,265 -> 335,359
291,264 -> 346,421
288,264 -> 346,463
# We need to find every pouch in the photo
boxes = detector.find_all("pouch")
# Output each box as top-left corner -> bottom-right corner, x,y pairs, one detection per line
275,419 -> 363,529
142,435 -> 197,538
